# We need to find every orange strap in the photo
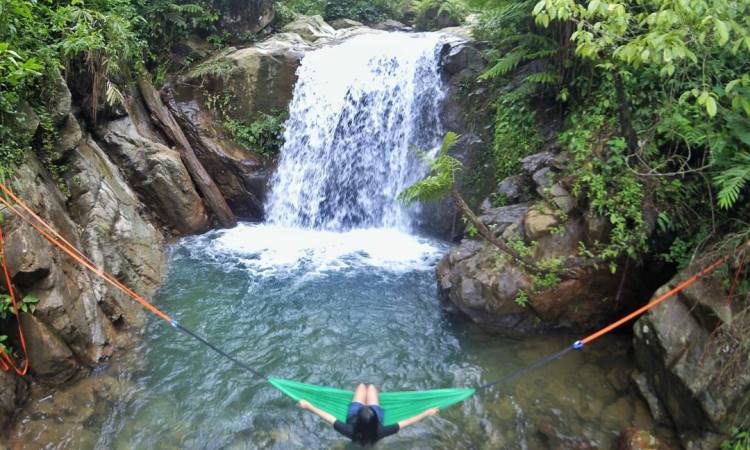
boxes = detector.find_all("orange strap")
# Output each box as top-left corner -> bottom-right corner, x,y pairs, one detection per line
0,180 -> 743,381
0,183 -> 272,380
0,224 -> 29,375
726,253 -> 746,307
0,183 -> 172,325
579,256 -> 727,345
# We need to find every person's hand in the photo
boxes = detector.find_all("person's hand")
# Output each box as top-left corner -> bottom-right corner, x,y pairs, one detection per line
298,400 -> 311,410
424,407 -> 439,417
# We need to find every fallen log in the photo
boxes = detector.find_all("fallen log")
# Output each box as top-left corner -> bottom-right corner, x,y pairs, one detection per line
137,78 -> 237,229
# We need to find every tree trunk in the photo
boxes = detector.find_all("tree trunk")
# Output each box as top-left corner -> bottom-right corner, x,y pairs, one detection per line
612,70 -> 639,153
137,78 -> 237,229
450,191 -> 578,279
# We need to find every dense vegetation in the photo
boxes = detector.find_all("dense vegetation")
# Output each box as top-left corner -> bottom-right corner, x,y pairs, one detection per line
402,2 -> 750,439
402,0 -> 750,270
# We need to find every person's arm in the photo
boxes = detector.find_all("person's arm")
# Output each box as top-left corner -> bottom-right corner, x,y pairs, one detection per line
298,400 -> 337,425
397,407 -> 439,429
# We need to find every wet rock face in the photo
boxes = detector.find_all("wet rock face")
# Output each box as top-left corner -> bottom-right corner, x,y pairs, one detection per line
441,43 -> 485,77
0,76 -> 169,425
96,114 -> 210,235
168,91 -> 268,219
411,37 -> 488,239
170,29 -> 320,220
0,141 -> 165,404
633,263 -> 750,448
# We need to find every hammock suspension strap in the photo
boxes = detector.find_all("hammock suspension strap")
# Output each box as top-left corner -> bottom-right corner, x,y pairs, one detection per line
0,181 -> 743,421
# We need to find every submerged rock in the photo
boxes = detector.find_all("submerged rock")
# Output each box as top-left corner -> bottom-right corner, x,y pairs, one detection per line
0,371 -> 26,430
616,428 -> 671,450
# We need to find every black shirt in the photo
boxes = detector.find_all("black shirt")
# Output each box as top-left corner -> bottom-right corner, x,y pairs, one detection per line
333,420 -> 400,443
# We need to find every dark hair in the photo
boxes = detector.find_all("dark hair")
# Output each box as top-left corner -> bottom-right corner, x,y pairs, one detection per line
352,406 -> 379,445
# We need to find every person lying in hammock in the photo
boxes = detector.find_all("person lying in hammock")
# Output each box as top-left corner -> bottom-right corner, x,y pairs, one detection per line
298,383 -> 439,445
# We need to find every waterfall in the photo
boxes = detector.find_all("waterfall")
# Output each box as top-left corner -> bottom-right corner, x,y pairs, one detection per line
265,32 -> 448,231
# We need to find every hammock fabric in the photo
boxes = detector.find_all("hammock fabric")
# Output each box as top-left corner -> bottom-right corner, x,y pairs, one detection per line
269,378 -> 475,426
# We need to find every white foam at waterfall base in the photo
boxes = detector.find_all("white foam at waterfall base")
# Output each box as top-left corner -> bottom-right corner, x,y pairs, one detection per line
192,223 -> 446,276
197,33 -> 451,277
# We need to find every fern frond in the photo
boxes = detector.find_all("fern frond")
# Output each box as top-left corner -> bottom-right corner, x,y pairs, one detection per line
715,151 -> 750,209
399,133 -> 463,205
524,71 -> 559,85
191,58 -> 235,80
479,49 -> 528,80
169,3 -> 205,15
439,131 -> 460,156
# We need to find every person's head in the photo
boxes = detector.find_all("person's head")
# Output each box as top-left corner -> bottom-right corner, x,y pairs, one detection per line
352,406 -> 379,445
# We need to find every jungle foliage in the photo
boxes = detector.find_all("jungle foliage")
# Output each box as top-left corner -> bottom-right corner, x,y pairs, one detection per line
465,0 -> 750,266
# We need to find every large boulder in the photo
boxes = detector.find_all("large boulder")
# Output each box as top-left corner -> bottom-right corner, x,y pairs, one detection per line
633,259 -> 750,448
441,43 -> 485,77
96,113 -> 210,235
330,18 -> 364,30
218,0 -> 275,36
281,15 -> 336,42
20,314 -> 78,384
372,20 -> 411,31
176,32 -> 313,125
45,70 -> 72,127
416,4 -> 464,30
438,195 -> 642,335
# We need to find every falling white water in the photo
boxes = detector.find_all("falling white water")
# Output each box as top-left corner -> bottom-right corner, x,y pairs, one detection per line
265,32 -> 448,231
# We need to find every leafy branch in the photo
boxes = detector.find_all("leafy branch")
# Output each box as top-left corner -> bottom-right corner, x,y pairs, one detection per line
399,132 -> 586,280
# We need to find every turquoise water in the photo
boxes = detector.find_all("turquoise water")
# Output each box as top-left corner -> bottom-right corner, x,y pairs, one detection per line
10,224 -> 660,449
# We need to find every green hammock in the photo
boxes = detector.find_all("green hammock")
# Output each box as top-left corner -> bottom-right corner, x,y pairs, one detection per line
269,377 -> 475,426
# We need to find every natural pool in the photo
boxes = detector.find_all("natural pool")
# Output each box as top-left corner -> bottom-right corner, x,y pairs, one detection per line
10,223 -> 664,449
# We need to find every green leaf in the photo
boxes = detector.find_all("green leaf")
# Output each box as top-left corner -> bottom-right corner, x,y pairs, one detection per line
714,18 -> 729,46
705,96 -> 718,117
532,1 -> 546,16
